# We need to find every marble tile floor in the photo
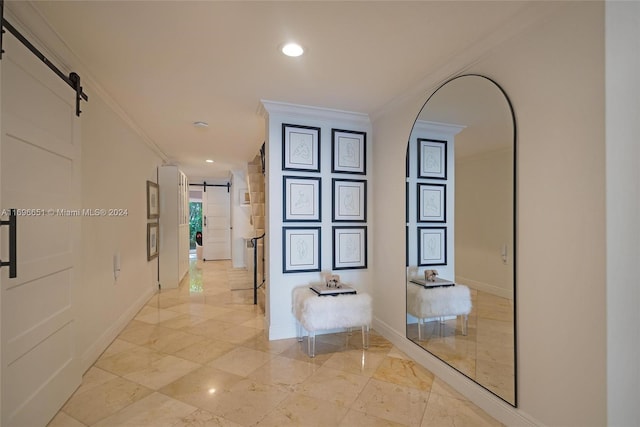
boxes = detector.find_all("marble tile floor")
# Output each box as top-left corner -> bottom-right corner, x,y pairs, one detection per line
49,259 -> 503,427
406,289 -> 515,403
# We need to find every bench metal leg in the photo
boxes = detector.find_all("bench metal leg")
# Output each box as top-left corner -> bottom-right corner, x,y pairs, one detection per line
307,331 -> 316,358
296,321 -> 304,342
438,317 -> 445,337
362,325 -> 369,349
417,318 -> 423,341
297,322 -> 372,357
462,314 -> 468,336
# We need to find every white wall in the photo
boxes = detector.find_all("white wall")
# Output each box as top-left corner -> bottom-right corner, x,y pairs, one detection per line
456,148 -> 514,298
230,169 -> 252,268
261,101 -> 372,340
79,92 -> 164,371
605,2 -> 640,426
372,3 -> 605,426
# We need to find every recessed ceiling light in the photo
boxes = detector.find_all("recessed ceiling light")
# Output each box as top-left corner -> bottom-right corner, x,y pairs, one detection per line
281,42 -> 304,57
205,159 -> 214,163
193,121 -> 209,128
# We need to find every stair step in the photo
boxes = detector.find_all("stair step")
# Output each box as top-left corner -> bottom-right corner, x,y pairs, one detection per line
250,192 -> 264,203
248,176 -> 263,184
252,204 -> 264,216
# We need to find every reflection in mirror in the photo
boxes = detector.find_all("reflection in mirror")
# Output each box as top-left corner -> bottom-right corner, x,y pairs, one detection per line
405,75 -> 516,405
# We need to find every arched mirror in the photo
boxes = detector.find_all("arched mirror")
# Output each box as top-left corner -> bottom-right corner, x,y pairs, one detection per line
405,74 -> 516,405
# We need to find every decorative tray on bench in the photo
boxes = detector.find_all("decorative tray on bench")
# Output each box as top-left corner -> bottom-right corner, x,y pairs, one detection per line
410,278 -> 455,289
310,285 -> 357,296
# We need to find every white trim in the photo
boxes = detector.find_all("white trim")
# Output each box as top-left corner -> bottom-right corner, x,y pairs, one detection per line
412,120 -> 466,138
259,100 -> 370,126
372,316 -> 543,427
268,321 -> 297,341
456,275 -> 514,300
79,287 -> 156,373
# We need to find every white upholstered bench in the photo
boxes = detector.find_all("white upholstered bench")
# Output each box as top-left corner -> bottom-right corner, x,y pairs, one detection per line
292,286 -> 372,357
407,283 -> 472,340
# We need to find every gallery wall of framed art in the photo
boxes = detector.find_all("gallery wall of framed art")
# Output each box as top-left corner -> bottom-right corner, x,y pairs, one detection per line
279,122 -> 370,275
260,100 -> 373,339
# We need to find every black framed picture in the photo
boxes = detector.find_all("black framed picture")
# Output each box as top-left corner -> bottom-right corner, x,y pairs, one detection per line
282,123 -> 321,172
147,222 -> 159,261
332,129 -> 366,174
406,226 -> 409,267
333,226 -> 367,270
283,176 -> 321,222
283,227 -> 321,273
418,138 -> 447,179
417,183 -> 446,223
417,227 -> 447,266
406,181 -> 409,224
332,178 -> 367,222
146,180 -> 159,219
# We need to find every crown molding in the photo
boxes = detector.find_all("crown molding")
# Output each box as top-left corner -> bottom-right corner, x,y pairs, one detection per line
259,100 -> 370,127
413,120 -> 466,137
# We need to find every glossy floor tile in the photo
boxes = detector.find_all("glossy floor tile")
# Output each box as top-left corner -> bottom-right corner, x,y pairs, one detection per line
50,259 -> 503,426
407,287 -> 516,403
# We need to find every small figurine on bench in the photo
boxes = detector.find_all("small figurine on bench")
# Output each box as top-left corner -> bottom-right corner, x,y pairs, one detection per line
326,274 -> 341,288
424,269 -> 438,282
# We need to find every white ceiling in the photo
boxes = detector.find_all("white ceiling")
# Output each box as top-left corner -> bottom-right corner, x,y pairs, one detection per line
25,1 -> 534,180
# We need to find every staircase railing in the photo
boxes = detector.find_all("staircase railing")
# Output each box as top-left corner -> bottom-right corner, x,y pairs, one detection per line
251,233 -> 266,305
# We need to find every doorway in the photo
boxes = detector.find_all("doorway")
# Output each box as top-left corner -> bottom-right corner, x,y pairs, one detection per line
188,185 -> 231,261
202,186 -> 231,260
189,189 -> 203,256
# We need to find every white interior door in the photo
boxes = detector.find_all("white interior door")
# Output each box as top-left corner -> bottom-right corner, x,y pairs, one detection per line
1,35 -> 81,426
202,186 -> 231,260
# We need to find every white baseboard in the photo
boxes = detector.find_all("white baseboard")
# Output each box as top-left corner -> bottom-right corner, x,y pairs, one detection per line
372,316 -> 542,427
456,275 -> 514,300
268,321 -> 297,341
79,286 -> 156,373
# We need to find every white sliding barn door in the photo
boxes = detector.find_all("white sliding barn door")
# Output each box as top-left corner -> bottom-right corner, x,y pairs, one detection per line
0,35 -> 81,426
202,186 -> 231,260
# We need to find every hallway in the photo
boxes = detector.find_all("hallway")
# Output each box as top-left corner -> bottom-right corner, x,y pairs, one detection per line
48,260 -> 502,426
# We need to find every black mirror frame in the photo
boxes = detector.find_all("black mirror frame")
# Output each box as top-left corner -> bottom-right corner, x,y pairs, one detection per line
404,73 -> 518,407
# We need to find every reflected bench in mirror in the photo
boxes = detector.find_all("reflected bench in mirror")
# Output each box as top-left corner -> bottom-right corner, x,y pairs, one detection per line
293,286 -> 372,357
407,280 -> 472,340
